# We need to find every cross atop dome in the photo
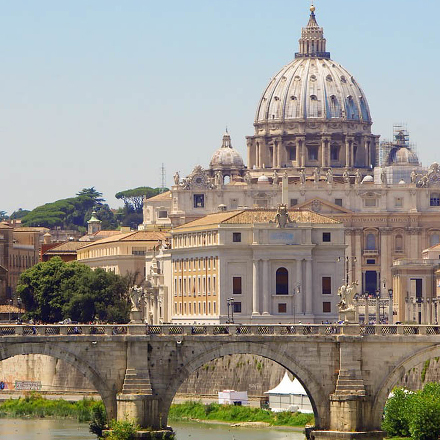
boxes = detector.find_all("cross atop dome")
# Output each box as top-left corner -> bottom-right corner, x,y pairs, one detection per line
295,4 -> 330,59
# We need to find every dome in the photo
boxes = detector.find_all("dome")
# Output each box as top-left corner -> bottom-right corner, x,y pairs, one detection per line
362,175 -> 374,183
255,8 -> 371,124
210,131 -> 244,170
256,58 -> 371,124
392,148 -> 419,165
258,174 -> 269,183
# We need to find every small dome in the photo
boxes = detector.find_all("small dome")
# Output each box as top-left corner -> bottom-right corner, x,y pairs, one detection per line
399,179 -> 406,185
210,132 -> 244,170
391,148 -> 419,165
362,175 -> 374,183
258,174 -> 270,183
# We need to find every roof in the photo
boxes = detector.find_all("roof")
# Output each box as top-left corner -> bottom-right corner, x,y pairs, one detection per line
0,223 -> 12,230
13,227 -> 48,233
43,241 -> 86,255
174,209 -> 339,232
79,230 -> 168,249
146,191 -> 172,202
265,372 -> 307,396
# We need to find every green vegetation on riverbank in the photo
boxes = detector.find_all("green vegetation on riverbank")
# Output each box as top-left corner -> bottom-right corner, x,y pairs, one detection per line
168,401 -> 314,426
0,393 -> 103,423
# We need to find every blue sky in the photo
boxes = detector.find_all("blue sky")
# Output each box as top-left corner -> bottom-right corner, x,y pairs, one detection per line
1,0 -> 439,214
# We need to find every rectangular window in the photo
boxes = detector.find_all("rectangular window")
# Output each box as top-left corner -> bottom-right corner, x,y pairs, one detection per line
278,303 -> 287,313
323,302 -> 331,313
194,194 -> 205,208
308,146 -> 318,161
158,210 -> 168,218
233,277 -> 242,294
334,198 -> 343,207
230,199 -> 239,210
365,198 -> 377,207
431,194 -> 440,207
213,301 -> 216,314
322,232 -> 331,242
395,197 -> 403,207
290,199 -> 298,207
322,277 -> 332,295
331,146 -> 339,161
233,232 -> 242,242
367,259 -> 376,265
289,146 -> 296,161
233,302 -> 242,313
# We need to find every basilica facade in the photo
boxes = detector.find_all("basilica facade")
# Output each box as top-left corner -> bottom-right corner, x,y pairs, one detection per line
142,5 -> 440,322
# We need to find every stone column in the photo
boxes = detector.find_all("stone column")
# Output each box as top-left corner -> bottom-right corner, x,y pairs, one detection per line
345,230 -> 353,284
388,296 -> 394,325
375,299 -> 380,324
276,138 -> 282,168
259,140 -> 265,169
354,230 -> 362,290
380,228 -> 392,296
252,260 -> 260,315
345,136 -> 350,167
405,299 -> 411,323
306,259 -> 313,316
296,259 -> 303,315
350,140 -> 355,167
262,259 -> 270,315
321,138 -> 326,167
364,298 -> 369,324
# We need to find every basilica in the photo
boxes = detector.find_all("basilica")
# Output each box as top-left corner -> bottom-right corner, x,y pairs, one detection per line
142,5 -> 440,324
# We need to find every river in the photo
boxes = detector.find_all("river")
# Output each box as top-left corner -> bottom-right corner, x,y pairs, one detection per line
0,419 -> 306,440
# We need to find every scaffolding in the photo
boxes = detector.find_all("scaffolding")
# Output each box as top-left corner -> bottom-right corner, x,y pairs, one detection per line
378,123 -> 418,167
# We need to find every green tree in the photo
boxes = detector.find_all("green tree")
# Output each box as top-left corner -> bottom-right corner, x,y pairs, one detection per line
9,208 -> 30,220
0,211 -> 8,221
115,187 -> 165,213
16,257 -> 131,323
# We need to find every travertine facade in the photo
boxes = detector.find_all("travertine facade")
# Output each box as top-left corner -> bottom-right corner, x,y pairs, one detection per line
141,6 -> 440,307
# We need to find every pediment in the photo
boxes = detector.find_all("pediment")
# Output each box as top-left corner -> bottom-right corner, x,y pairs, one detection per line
296,197 -> 353,214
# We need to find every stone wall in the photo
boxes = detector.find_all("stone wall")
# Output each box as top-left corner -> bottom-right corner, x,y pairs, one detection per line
177,354 -> 287,396
0,355 -> 95,392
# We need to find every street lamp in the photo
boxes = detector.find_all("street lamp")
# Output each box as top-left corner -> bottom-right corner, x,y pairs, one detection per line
294,284 -> 300,324
17,297 -> 22,323
226,298 -> 235,324
8,299 -> 12,323
388,289 -> 393,325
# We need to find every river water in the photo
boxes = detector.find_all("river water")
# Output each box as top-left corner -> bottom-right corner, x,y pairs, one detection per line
0,419 -> 306,440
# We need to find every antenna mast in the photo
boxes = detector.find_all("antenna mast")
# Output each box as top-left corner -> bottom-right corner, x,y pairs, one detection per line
160,163 -> 166,193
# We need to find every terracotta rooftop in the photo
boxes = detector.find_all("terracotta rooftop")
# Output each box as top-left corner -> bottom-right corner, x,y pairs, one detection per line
174,209 -> 339,232
79,230 -> 168,249
43,241 -> 86,255
146,191 -> 172,202
0,223 -> 12,230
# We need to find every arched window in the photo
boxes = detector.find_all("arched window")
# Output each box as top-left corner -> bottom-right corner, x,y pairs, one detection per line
223,175 -> 231,185
430,234 -> 440,247
366,233 -> 376,250
276,268 -> 288,295
395,235 -> 403,251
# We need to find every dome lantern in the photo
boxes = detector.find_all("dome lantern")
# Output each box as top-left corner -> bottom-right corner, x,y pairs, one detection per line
296,4 -> 330,59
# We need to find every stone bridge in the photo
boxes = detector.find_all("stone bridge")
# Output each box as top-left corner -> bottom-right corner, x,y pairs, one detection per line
1,323 -> 440,439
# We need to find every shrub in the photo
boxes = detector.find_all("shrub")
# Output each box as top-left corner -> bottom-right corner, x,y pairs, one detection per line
107,419 -> 140,440
408,393 -> 440,440
89,401 -> 107,437
382,387 -> 412,437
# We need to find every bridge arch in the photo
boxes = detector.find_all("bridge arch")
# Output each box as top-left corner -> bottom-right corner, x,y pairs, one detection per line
161,341 -> 329,428
0,342 -> 116,419
372,343 -> 440,428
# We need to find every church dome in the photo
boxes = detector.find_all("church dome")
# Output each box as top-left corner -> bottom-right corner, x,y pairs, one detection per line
210,131 -> 244,170
255,8 -> 371,124
392,148 -> 419,165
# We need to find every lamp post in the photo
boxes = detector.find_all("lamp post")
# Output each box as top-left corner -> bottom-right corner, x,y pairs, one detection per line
17,297 -> 22,324
294,284 -> 300,324
8,299 -> 12,323
226,298 -> 235,324
388,288 -> 393,325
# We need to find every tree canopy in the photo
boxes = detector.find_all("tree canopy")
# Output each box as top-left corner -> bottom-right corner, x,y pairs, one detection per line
16,257 -> 131,323
20,187 -> 117,231
115,187 -> 165,213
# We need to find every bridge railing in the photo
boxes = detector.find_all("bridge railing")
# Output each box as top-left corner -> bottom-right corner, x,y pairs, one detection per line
1,324 -> 440,337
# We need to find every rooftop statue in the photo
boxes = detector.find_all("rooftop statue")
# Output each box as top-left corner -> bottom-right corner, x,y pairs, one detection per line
275,204 -> 292,228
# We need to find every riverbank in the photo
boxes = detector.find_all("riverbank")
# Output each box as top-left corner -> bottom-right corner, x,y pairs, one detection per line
168,401 -> 314,427
0,393 -> 102,422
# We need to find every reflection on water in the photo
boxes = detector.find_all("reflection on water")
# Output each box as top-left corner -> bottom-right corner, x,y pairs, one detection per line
0,418 -> 95,440
173,421 -> 306,440
0,418 -> 306,440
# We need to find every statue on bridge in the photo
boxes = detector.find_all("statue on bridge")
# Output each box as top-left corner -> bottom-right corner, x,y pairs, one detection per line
337,281 -> 358,323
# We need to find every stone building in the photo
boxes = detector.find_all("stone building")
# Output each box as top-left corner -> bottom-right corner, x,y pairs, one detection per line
141,5 -> 440,306
0,223 -> 40,302
153,208 -> 345,324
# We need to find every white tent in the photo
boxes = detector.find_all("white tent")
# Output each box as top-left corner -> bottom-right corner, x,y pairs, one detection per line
264,372 -> 313,413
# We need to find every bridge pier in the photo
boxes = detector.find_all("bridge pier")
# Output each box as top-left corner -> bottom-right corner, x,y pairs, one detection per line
116,394 -> 161,430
